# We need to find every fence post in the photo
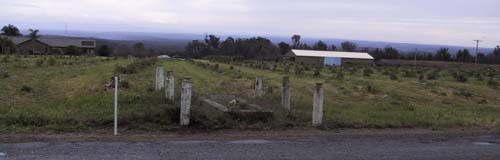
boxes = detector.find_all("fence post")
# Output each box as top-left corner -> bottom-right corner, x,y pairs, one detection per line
114,76 -> 119,136
166,70 -> 175,100
255,76 -> 264,97
180,78 -> 192,126
282,76 -> 291,110
156,66 -> 164,91
312,83 -> 324,126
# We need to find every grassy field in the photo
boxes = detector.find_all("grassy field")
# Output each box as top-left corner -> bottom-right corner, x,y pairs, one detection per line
1,55 -> 500,133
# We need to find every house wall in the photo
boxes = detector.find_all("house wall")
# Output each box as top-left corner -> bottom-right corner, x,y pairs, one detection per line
16,40 -> 49,54
341,58 -> 374,65
295,56 -> 324,65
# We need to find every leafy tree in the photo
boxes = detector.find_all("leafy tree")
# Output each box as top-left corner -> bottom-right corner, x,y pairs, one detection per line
1,24 -> 22,36
493,46 -> 500,57
28,29 -> 40,40
369,48 -> 384,60
220,37 -> 236,56
330,44 -> 337,51
278,42 -> 291,55
384,47 -> 400,59
434,48 -> 451,61
64,45 -> 80,55
456,49 -> 472,62
205,34 -> 220,50
132,42 -> 146,57
313,40 -> 328,51
185,40 -> 207,58
341,41 -> 357,52
0,37 -> 15,54
97,45 -> 113,57
291,35 -> 301,49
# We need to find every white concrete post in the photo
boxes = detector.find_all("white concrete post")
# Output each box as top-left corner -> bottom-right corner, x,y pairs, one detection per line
166,70 -> 175,100
156,66 -> 164,91
255,76 -> 264,97
282,76 -> 291,110
312,83 -> 324,126
114,76 -> 119,136
180,78 -> 192,126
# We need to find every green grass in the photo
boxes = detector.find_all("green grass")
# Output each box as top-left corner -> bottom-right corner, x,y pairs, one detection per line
1,55 -> 500,133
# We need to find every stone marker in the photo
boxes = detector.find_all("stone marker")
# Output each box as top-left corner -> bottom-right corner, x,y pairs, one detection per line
255,76 -> 264,97
180,78 -> 192,126
114,76 -> 119,136
312,83 -> 324,126
281,76 -> 291,110
156,66 -> 164,91
166,70 -> 175,100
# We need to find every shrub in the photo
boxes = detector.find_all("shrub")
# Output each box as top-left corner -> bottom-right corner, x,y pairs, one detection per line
294,65 -> 304,75
119,80 -> 130,89
1,56 -> 9,63
487,78 -> 498,87
454,88 -> 472,98
363,68 -> 373,77
313,67 -> 321,77
284,65 -> 291,74
0,71 -> 9,79
389,73 -> 398,80
335,72 -> 344,80
20,85 -> 33,92
402,69 -> 417,78
452,72 -> 468,83
418,74 -> 425,81
47,58 -> 57,66
35,59 -> 44,66
427,71 -> 439,80
229,66 -> 234,70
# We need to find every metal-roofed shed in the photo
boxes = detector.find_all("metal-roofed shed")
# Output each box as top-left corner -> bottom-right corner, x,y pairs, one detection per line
284,49 -> 374,66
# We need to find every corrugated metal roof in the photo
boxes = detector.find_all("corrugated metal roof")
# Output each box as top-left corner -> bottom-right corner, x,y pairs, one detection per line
291,49 -> 374,60
4,36 -> 96,48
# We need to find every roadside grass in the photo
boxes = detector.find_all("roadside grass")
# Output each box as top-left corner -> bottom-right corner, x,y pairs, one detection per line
1,55 -> 500,133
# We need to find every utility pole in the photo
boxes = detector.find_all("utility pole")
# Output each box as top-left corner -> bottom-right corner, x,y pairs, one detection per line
474,40 -> 482,69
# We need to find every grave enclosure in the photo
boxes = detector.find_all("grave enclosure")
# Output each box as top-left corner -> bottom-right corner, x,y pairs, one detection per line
113,64 -> 326,135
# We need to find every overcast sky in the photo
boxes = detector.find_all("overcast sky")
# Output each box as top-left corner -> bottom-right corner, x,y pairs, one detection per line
1,0 -> 499,47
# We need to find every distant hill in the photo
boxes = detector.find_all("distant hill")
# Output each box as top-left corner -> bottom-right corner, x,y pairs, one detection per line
40,30 -> 494,54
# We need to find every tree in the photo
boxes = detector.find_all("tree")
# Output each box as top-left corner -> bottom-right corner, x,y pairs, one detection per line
384,47 -> 400,59
64,45 -> 80,55
493,46 -> 500,57
97,45 -> 113,57
435,48 -> 451,61
220,37 -> 235,55
456,49 -> 472,62
341,41 -> 357,52
185,40 -> 207,58
369,48 -> 384,60
291,35 -> 301,49
330,44 -> 337,51
313,40 -> 328,51
1,24 -> 22,36
132,42 -> 146,57
28,29 -> 40,40
278,42 -> 291,55
0,36 -> 15,54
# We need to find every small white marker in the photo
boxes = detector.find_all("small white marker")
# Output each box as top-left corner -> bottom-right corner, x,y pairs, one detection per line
0,152 -> 6,156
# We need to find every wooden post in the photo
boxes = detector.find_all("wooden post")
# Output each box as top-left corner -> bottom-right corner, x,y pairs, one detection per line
114,76 -> 119,136
166,70 -> 175,100
312,83 -> 324,126
281,76 -> 291,110
180,78 -> 192,126
156,66 -> 164,91
255,76 -> 264,97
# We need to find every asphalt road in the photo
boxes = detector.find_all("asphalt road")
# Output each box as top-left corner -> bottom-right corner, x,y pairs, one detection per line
1,133 -> 499,160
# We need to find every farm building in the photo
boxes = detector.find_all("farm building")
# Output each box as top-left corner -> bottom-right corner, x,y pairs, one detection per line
284,49 -> 374,66
4,36 -> 96,55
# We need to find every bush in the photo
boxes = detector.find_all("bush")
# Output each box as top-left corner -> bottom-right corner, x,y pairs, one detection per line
229,66 -> 234,70
487,78 -> 498,87
35,59 -> 44,66
363,68 -> 373,77
313,67 -> 321,77
119,80 -> 131,89
0,71 -> 9,79
427,71 -> 439,80
294,65 -> 304,75
1,56 -> 9,63
452,72 -> 468,83
402,69 -> 417,78
284,65 -> 291,74
389,73 -> 398,80
47,58 -> 57,66
20,85 -> 33,92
